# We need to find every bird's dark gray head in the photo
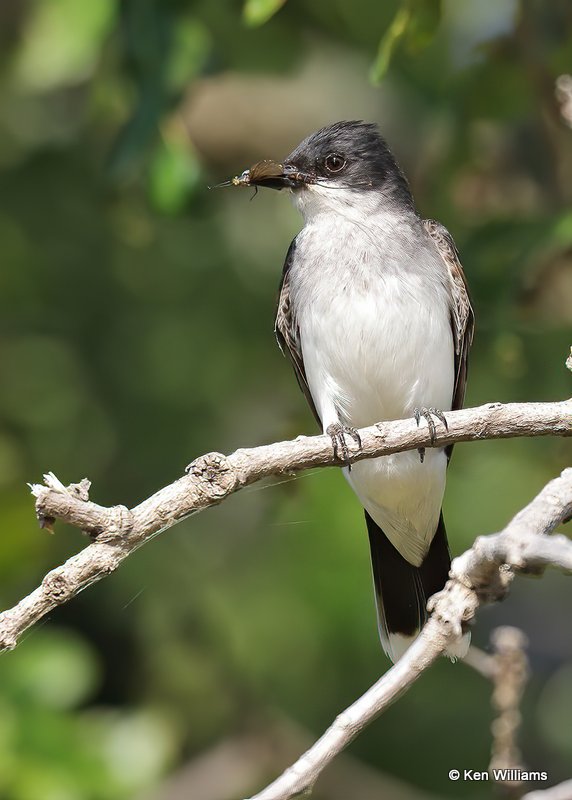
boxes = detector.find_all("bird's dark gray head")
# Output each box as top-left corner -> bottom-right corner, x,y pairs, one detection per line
287,121 -> 409,194
231,121 -> 414,215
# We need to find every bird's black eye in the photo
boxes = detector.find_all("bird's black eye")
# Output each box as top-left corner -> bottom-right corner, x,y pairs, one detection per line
324,153 -> 346,173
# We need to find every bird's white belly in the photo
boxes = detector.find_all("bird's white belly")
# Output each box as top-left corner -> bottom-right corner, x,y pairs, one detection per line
298,272 -> 455,566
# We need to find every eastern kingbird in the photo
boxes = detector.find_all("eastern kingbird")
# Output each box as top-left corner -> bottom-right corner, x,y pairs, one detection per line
229,121 -> 474,662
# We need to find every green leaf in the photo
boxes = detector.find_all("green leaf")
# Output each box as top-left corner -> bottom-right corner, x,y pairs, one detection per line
370,5 -> 412,84
243,0 -> 287,28
406,0 -> 442,51
10,0 -> 115,91
370,0 -> 442,83
551,210 -> 572,246
165,17 -> 211,92
148,136 -> 201,214
1,630 -> 99,710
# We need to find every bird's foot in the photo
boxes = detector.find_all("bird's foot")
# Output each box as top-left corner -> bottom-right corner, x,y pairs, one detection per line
414,407 -> 448,463
326,423 -> 362,470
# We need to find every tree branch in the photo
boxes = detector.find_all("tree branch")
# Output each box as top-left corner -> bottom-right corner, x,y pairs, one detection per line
0,399 -> 569,653
244,468 -> 572,800
472,627 -> 530,789
462,628 -> 531,790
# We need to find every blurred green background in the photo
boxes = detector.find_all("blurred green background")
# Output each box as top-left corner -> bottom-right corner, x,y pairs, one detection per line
0,0 -> 571,798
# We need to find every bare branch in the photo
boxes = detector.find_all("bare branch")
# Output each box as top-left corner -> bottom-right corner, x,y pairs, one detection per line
461,644 -> 497,679
462,628 -> 531,789
244,468 -> 572,800
0,399 -> 570,653
488,627 -> 529,787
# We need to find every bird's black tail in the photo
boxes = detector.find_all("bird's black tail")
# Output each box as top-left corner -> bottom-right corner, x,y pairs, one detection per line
365,510 -> 451,662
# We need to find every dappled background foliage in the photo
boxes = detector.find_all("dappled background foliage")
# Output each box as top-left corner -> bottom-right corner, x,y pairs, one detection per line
0,0 -> 571,797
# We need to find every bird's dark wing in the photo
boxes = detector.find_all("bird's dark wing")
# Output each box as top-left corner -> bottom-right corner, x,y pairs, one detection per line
275,239 -> 321,426
423,219 -> 474,413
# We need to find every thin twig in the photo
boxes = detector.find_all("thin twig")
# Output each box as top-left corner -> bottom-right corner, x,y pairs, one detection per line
488,627 -> 529,789
464,627 -> 530,790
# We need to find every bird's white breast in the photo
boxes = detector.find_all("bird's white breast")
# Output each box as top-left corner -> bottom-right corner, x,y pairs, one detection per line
288,204 -> 455,565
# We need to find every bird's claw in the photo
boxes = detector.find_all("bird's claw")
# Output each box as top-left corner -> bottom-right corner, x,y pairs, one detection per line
414,407 -> 448,462
326,423 -> 362,470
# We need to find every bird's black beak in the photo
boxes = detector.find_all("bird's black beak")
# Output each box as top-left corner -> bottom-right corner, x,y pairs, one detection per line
222,160 -> 309,191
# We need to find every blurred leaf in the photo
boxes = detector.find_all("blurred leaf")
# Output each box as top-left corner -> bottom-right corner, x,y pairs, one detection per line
165,17 -> 211,92
10,0 -> 115,91
405,0 -> 442,51
85,709 -> 176,791
107,0 -> 173,179
10,762 -> 84,800
1,630 -> 99,710
370,4 -> 412,84
551,210 -> 572,247
107,85 -> 166,179
370,0 -> 442,83
243,0 -> 287,28
147,134 -> 201,214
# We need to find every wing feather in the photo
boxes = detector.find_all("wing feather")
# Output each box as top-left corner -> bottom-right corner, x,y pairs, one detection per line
274,239 -> 321,425
423,218 -> 474,414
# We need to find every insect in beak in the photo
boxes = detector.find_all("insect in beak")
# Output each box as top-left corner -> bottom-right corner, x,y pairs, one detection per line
213,160 -> 309,191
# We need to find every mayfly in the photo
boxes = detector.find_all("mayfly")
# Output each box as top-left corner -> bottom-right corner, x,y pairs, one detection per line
211,160 -> 304,191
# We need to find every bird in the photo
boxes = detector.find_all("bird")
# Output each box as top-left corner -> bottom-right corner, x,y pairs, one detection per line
229,121 -> 474,662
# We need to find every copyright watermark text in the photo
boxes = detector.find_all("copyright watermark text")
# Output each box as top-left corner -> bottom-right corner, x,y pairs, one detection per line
448,769 -> 548,782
